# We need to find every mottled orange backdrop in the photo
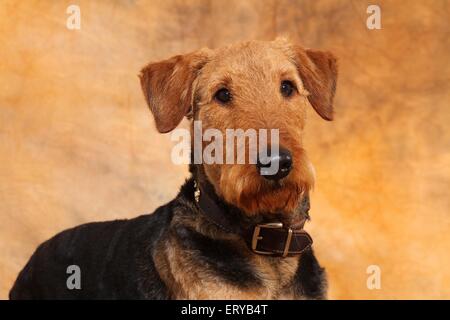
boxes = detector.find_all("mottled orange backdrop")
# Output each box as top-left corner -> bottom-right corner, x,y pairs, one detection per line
1,0 -> 449,299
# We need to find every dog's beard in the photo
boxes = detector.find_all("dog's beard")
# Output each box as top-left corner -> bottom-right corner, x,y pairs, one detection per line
219,156 -> 314,215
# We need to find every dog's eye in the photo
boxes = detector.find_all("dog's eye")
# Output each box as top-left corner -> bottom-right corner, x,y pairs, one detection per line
280,80 -> 295,98
214,88 -> 232,104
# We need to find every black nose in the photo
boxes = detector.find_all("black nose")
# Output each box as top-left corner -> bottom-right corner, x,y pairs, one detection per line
256,146 -> 293,180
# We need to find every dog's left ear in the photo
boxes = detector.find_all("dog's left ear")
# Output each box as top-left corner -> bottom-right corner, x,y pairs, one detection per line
139,49 -> 210,133
293,46 -> 338,121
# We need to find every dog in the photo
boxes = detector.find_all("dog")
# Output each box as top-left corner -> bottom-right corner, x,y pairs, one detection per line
10,38 -> 337,299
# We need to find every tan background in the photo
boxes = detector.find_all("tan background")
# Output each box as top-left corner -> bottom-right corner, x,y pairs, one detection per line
1,0 -> 449,299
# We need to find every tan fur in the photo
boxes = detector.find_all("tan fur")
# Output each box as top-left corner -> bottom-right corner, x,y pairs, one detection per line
140,39 -> 336,215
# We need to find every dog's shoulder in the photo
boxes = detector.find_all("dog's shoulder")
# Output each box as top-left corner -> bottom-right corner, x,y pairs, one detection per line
10,202 -> 175,299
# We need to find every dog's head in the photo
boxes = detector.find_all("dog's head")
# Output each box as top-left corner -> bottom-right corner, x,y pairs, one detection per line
140,39 -> 337,216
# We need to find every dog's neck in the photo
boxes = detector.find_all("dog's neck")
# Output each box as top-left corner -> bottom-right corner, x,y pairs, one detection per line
186,164 -> 313,257
188,164 -> 310,229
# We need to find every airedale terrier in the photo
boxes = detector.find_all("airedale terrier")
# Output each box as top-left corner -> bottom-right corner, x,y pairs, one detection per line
10,38 -> 337,299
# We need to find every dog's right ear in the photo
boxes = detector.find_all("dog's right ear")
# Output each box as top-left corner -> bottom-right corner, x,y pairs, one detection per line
139,49 -> 210,133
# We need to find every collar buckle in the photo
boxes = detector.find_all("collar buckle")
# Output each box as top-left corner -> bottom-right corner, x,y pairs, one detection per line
251,222 -> 294,257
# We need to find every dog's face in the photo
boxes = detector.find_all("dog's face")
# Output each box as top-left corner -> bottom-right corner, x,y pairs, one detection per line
140,39 -> 337,216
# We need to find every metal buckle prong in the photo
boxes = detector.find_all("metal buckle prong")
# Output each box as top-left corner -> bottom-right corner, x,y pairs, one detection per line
282,228 -> 293,257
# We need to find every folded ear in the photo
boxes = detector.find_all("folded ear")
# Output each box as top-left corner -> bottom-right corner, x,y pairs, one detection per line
139,49 -> 210,133
293,46 -> 338,121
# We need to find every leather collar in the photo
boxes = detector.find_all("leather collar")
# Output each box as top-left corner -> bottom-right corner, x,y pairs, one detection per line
194,181 -> 313,258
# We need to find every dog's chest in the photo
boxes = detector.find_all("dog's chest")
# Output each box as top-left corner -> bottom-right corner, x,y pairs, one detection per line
179,259 -> 298,299
156,237 -> 300,299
